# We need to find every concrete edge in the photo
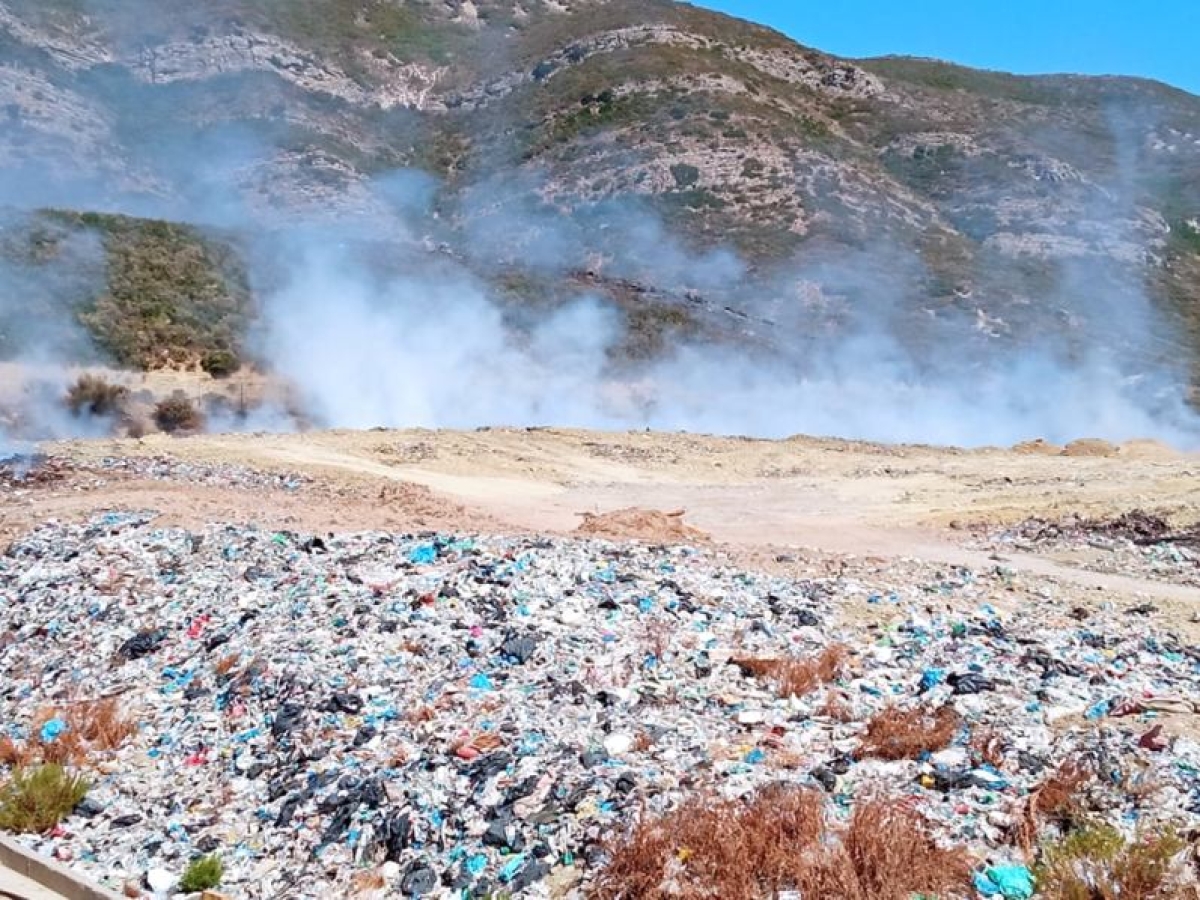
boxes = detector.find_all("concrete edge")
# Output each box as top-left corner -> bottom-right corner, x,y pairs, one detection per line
0,836 -> 123,900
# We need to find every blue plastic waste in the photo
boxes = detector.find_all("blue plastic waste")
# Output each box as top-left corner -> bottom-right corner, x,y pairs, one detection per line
39,718 -> 67,743
499,854 -> 526,882
974,865 -> 1034,899
1085,698 -> 1111,720
470,673 -> 494,691
918,669 -> 945,693
409,544 -> 438,565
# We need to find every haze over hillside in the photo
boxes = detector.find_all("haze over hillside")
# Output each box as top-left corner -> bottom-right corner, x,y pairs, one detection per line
1,0 -> 1199,446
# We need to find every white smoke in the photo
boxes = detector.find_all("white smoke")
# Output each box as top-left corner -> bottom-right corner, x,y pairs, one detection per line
0,7 -> 1197,450
252,205 -> 1200,447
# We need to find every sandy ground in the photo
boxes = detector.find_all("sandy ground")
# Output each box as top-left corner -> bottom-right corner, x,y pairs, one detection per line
0,426 -> 1188,607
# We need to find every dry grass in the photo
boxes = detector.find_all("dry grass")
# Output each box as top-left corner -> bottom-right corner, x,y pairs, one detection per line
0,700 -> 136,770
731,644 -> 849,699
854,705 -> 960,761
66,699 -> 137,751
351,869 -> 387,894
1011,759 -> 1093,853
591,787 -> 822,900
591,787 -> 973,900
0,737 -> 29,768
731,657 -> 779,678
800,798 -> 975,900
969,727 -> 1007,768
819,692 -> 855,723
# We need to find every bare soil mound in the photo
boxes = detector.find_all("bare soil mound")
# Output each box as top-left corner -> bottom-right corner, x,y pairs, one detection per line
1063,438 -> 1119,457
1011,439 -> 1063,455
575,507 -> 709,543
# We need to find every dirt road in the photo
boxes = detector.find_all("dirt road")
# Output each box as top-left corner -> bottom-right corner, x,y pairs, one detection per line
3,427 -> 1186,607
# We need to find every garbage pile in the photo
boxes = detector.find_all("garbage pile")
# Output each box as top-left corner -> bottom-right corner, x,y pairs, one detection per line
3,513 -> 1200,898
972,509 -> 1200,588
91,456 -> 309,492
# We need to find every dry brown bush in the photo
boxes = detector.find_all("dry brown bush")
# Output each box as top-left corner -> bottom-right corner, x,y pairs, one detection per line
970,727 -> 1007,768
854,705 -> 960,761
66,699 -> 137,752
592,787 -> 823,900
731,657 -> 779,678
819,692 -> 855,723
350,869 -> 387,895
800,798 -> 975,900
64,374 -> 128,418
592,787 -> 973,900
124,416 -> 149,439
153,391 -> 204,433
0,736 -> 31,768
1011,758 -> 1093,852
731,644 -> 849,699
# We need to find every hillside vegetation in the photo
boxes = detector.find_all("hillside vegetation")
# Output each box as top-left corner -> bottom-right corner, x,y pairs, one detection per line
0,0 -> 1195,379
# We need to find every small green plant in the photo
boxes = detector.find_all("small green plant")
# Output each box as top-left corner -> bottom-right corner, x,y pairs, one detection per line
200,348 -> 241,379
179,853 -> 224,893
0,764 -> 90,833
1034,823 -> 1187,900
670,163 -> 701,189
1172,219 -> 1200,255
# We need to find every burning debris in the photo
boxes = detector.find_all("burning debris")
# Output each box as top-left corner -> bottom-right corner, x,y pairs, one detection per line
0,453 -> 69,488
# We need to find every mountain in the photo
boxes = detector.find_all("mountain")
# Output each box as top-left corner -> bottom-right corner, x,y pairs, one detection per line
0,0 -> 1198,396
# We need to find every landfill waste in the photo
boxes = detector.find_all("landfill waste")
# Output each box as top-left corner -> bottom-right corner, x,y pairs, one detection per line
974,864 -> 1035,899
972,509 -> 1200,588
91,456 -> 309,492
3,513 -> 1200,897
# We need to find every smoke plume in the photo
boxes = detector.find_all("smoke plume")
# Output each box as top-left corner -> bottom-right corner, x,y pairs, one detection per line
0,2 -> 1198,449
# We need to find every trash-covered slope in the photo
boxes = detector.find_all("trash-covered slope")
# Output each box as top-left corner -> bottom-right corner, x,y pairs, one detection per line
4,508 -> 1200,897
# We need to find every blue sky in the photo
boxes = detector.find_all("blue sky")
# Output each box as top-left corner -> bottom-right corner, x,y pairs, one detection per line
694,1 -> 1199,96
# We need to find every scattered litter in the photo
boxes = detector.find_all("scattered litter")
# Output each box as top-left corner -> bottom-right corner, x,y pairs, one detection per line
975,864 -> 1034,898
3,513 -> 1200,897
972,509 -> 1200,587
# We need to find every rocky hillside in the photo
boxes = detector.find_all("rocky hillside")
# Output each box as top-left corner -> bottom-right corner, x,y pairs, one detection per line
0,0 -> 1198,382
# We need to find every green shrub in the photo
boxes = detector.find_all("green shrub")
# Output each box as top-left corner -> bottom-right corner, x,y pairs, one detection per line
36,209 -> 254,372
1034,823 -> 1187,900
1172,219 -> 1200,255
179,853 -> 224,893
670,163 -> 701,189
200,349 -> 241,379
0,764 -> 90,833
